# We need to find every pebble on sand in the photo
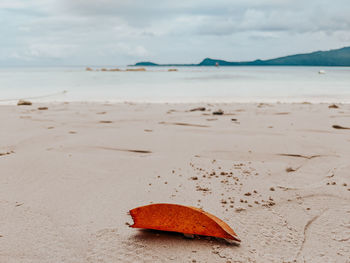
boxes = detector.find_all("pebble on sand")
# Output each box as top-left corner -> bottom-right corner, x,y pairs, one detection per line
17,100 -> 32,106
286,167 -> 296,172
212,110 -> 224,115
328,104 -> 339,109
190,107 -> 206,112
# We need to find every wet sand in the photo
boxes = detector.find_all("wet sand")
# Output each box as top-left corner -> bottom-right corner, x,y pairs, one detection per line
0,102 -> 349,262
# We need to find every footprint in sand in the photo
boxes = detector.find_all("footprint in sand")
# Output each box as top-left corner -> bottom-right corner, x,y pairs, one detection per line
274,112 -> 290,115
159,121 -> 209,128
95,146 -> 152,154
99,120 -> 113,124
277,153 -> 322,159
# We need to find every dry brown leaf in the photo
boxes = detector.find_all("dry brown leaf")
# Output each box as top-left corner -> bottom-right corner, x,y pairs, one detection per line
129,203 -> 240,242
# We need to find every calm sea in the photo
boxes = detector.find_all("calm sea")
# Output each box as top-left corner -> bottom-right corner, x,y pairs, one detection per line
1,66 -> 349,104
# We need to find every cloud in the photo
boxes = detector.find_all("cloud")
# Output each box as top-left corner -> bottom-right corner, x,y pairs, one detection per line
0,0 -> 349,65
25,43 -> 78,59
0,1 -> 27,9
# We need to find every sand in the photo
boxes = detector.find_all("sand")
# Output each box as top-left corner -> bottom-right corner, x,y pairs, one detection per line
0,102 -> 349,263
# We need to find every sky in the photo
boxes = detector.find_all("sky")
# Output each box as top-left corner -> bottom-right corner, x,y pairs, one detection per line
0,0 -> 350,66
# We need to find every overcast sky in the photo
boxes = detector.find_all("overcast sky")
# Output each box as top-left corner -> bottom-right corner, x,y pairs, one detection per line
1,0 -> 349,66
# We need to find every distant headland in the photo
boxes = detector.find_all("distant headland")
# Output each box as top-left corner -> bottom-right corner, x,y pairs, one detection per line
133,46 -> 350,67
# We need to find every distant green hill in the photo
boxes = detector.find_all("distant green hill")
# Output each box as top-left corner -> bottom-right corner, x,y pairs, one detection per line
134,62 -> 159,66
133,46 -> 350,66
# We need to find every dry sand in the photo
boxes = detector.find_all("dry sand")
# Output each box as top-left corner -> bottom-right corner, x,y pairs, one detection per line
0,102 -> 349,263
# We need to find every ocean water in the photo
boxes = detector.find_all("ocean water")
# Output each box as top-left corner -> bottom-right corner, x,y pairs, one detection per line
0,66 -> 349,104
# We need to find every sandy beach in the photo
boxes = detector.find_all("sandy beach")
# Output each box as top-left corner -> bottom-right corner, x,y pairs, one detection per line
0,102 -> 349,263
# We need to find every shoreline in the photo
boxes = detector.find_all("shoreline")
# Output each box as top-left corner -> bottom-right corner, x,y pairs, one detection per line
2,99 -> 350,106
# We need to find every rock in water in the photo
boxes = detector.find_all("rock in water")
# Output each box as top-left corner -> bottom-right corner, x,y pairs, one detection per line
126,68 -> 146,72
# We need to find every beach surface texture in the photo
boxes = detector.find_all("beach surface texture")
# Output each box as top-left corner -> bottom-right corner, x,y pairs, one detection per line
1,102 -> 349,262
